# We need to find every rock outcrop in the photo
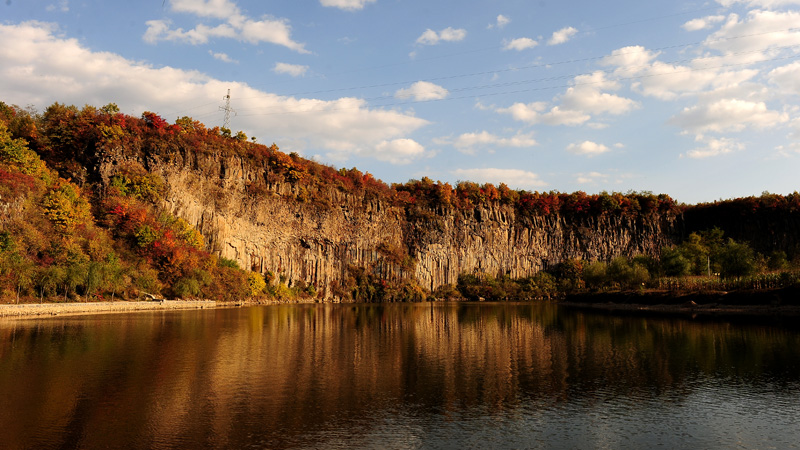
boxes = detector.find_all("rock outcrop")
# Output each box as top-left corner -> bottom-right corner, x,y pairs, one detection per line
94,147 -> 679,298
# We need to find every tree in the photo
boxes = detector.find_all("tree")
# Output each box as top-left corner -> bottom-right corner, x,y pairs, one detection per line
85,261 -> 105,301
718,239 -> 756,280
767,251 -> 789,271
3,255 -> 35,303
661,247 -> 690,277
679,233 -> 710,275
606,256 -> 649,289
247,271 -> 267,297
583,261 -> 608,290
100,103 -> 120,115
36,265 -> 65,302
65,262 -> 87,301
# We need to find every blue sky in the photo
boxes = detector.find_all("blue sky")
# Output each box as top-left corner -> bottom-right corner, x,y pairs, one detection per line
2,0 -> 799,204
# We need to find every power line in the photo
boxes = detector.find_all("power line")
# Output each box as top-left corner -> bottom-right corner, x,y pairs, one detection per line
166,26 -> 800,120
234,26 -> 800,104
239,5 -> 724,94
234,50 -> 800,117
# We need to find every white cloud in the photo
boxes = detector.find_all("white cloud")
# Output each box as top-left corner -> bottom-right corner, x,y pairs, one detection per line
601,45 -> 660,70
170,0 -> 239,19
682,136 -> 744,158
561,71 -> 639,115
320,0 -> 376,11
575,171 -> 609,184
566,141 -> 610,156
502,37 -> 538,51
395,81 -> 449,101
682,15 -> 725,31
273,62 -> 309,77
144,1 -> 308,53
373,139 -> 426,164
575,171 -> 632,185
439,131 -> 536,153
716,0 -> 800,7
670,98 -> 788,132
143,20 -> 237,45
46,1 -> 69,13
488,15 -> 511,29
768,61 -> 800,94
416,27 -> 466,45
209,50 -> 237,63
703,10 -> 800,59
452,168 -> 547,189
497,102 -> 591,126
636,62 -> 720,100
548,26 -> 577,45
602,45 -> 759,101
0,21 -> 428,164
497,71 -> 637,126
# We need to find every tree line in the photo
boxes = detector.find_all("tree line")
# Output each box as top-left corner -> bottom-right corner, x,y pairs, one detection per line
2,100 -> 799,303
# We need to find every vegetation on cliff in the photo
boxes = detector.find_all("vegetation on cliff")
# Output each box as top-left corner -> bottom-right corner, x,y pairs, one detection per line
452,227 -> 800,301
1,100 -> 799,303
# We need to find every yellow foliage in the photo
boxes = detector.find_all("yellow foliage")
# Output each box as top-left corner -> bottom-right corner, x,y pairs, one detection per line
247,271 -> 267,297
41,182 -> 91,233
0,122 -> 47,178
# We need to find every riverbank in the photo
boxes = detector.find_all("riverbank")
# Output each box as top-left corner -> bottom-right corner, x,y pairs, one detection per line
561,285 -> 800,317
0,300 -> 217,319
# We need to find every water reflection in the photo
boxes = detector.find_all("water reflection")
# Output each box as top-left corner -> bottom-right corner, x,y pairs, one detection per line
1,303 -> 799,449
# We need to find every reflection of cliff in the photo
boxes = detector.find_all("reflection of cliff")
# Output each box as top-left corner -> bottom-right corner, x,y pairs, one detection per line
2,305 -> 800,448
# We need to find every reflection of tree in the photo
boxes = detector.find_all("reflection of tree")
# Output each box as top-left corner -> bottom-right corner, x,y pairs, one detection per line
1,304 -> 799,448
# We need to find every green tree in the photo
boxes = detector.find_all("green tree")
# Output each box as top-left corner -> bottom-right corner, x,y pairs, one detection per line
607,256 -> 649,289
583,261 -> 608,290
767,251 -> 789,271
36,265 -> 65,302
64,262 -> 87,301
103,255 -> 125,300
2,254 -> 35,303
661,247 -> 690,277
679,233 -> 710,275
85,261 -> 106,300
718,239 -> 756,280
100,103 -> 120,115
0,122 -> 47,178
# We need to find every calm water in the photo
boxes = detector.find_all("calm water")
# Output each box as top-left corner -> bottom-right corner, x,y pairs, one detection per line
2,303 -> 800,450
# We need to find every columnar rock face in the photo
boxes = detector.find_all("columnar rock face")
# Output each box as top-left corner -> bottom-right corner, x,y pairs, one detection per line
96,150 -> 679,297
408,206 -> 677,291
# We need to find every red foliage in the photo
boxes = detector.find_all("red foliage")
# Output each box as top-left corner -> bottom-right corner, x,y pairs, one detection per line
141,111 -> 169,131
0,168 -> 37,195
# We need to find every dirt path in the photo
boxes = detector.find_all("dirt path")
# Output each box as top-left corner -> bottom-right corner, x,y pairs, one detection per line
0,300 -> 216,319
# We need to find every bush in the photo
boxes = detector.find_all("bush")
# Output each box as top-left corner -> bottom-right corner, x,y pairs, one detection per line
583,261 -> 607,290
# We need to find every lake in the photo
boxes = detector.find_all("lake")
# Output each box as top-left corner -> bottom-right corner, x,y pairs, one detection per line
1,302 -> 800,449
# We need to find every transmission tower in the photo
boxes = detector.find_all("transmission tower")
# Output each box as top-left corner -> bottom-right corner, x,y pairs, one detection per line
219,89 -> 236,129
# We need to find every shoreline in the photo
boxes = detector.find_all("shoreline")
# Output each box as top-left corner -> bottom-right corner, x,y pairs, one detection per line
5,285 -> 800,320
561,285 -> 800,317
0,300 -> 217,319
558,301 -> 800,317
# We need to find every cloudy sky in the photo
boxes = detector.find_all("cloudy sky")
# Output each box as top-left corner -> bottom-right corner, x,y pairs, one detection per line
2,0 -> 800,203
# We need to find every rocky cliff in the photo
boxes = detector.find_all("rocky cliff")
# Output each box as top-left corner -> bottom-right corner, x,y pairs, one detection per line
94,146 -> 679,298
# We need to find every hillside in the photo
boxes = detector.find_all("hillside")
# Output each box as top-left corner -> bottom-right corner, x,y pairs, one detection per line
1,101 -> 799,303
